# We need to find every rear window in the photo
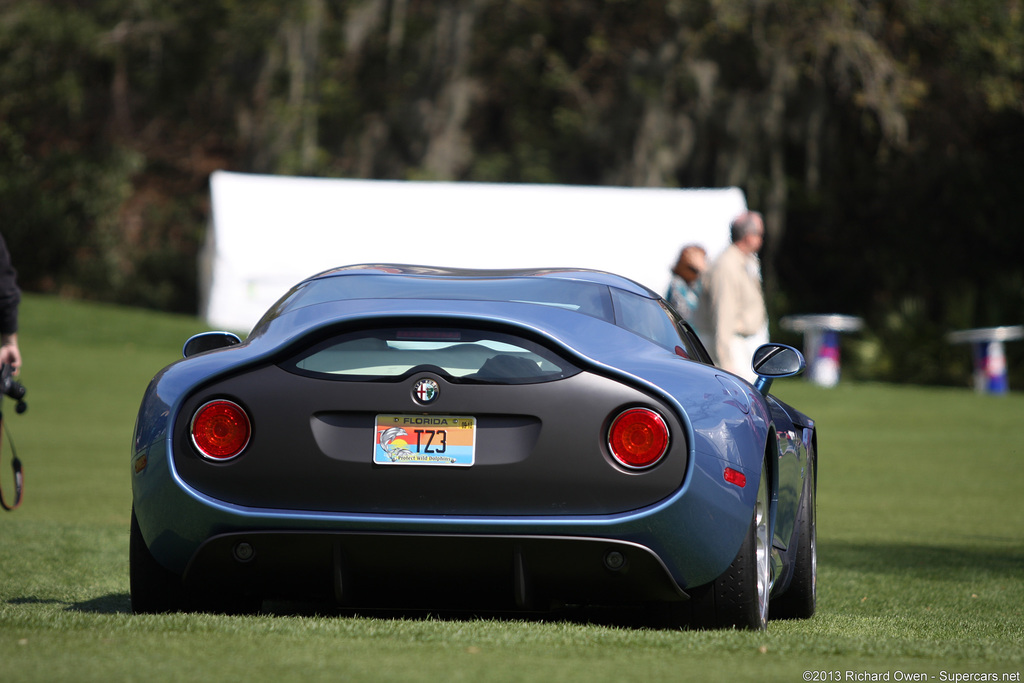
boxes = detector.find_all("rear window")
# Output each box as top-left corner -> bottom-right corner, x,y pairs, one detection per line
287,328 -> 580,384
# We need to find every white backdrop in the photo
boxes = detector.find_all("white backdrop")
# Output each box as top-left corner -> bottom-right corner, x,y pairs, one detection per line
202,171 -> 746,332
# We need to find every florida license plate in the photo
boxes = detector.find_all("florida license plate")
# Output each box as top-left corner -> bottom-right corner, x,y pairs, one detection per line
373,415 -> 476,466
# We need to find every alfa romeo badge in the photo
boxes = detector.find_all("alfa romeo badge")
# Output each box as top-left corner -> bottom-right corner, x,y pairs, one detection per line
412,378 -> 440,405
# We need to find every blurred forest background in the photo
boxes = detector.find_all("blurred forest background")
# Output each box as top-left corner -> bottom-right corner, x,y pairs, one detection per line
1,0 -> 1021,388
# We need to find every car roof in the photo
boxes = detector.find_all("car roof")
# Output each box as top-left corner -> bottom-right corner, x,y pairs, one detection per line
306,264 -> 660,299
248,264 -> 675,356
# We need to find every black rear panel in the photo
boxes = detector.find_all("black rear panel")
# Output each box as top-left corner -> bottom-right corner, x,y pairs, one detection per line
183,531 -> 688,610
174,343 -> 688,516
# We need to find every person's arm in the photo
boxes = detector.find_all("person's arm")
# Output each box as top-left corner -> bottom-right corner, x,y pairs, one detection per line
0,331 -> 20,374
0,233 -> 21,374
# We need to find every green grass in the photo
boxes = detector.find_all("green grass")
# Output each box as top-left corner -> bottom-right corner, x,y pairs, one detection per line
1,294 -> 1022,682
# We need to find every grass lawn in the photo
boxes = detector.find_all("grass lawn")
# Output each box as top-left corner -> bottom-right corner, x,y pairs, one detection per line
1,294 -> 1022,682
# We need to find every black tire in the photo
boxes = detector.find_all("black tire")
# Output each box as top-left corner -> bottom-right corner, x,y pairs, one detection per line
130,506 -> 189,614
687,460 -> 771,630
772,456 -> 816,619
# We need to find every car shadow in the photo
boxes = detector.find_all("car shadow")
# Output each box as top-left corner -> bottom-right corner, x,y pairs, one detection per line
259,601 -> 674,630
68,593 -> 133,614
6,594 -> 662,628
12,540 -> 1018,624
819,539 -> 1024,580
6,594 -> 131,615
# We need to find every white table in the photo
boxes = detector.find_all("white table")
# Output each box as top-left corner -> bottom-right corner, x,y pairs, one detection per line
946,325 -> 1024,394
780,314 -> 864,388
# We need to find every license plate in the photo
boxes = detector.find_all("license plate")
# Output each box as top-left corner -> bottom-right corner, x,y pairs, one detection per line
374,415 -> 476,466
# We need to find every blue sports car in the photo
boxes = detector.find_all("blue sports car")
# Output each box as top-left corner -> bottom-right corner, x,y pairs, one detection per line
130,265 -> 817,629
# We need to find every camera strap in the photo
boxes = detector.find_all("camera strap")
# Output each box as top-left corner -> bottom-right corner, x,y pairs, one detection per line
0,409 -> 22,511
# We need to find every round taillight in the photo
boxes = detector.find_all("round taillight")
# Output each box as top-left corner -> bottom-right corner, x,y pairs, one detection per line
608,408 -> 670,469
191,399 -> 251,461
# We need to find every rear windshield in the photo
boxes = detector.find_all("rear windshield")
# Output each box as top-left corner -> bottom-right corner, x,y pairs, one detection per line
287,328 -> 580,384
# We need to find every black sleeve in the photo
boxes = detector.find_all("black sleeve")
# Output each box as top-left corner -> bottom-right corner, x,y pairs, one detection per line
0,233 -> 21,335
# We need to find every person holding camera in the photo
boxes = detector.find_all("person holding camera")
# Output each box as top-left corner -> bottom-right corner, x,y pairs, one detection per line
0,232 -> 20,375
0,231 -> 23,511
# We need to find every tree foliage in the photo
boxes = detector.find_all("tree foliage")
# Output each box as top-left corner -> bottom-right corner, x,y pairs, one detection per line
1,0 -> 1021,387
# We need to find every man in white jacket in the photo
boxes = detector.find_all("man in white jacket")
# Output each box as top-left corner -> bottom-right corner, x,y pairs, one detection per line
697,211 -> 768,382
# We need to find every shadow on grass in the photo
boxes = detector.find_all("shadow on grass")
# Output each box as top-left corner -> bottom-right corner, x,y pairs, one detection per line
821,540 -> 1024,579
6,594 -> 131,614
10,541 -> 1017,624
6,594 -> 672,628
259,602 -> 685,630
68,593 -> 132,614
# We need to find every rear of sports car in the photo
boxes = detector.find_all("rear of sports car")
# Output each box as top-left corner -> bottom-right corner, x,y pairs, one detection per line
131,272 -> 770,623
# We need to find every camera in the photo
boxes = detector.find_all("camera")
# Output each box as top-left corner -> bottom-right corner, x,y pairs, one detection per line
0,363 -> 26,414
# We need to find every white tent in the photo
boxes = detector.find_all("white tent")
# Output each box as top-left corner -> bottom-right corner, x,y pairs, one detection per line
202,171 -> 746,332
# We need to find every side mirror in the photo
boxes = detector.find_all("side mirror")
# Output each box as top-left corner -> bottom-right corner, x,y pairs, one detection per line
183,331 -> 242,358
752,343 -> 806,395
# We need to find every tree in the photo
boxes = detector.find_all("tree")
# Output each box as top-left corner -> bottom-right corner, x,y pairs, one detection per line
1,0 -> 1021,385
